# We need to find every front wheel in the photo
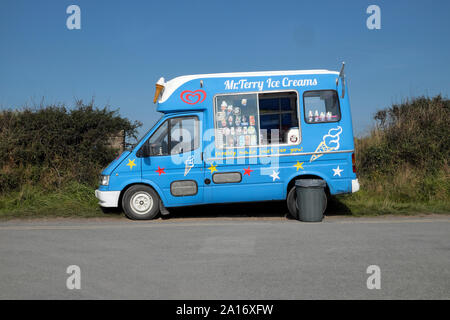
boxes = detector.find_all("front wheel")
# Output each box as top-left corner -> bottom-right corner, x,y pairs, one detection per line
122,185 -> 160,220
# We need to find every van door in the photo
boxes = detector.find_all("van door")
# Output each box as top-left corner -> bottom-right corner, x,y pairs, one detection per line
140,113 -> 204,206
203,155 -> 284,204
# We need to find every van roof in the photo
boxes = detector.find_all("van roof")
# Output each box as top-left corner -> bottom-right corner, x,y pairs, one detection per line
159,69 -> 339,103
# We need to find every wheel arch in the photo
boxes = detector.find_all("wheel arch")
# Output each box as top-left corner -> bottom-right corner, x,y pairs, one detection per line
118,181 -> 166,209
286,173 -> 331,198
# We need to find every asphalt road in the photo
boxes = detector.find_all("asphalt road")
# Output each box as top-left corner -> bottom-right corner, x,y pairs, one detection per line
0,214 -> 449,299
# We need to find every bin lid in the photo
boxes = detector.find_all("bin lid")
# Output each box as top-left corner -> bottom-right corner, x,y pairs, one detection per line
295,179 -> 326,188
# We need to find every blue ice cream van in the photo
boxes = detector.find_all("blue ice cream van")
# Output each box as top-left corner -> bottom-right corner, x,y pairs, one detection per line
95,64 -> 359,220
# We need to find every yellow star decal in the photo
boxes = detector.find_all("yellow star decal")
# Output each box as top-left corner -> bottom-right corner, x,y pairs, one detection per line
126,158 -> 137,170
208,163 -> 217,174
293,161 -> 304,171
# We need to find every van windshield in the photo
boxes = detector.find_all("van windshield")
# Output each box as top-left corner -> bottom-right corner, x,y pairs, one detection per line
129,116 -> 164,150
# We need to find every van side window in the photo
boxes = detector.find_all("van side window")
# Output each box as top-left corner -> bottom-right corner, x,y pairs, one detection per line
214,91 -> 300,148
214,94 -> 259,148
258,92 -> 299,145
148,120 -> 169,156
303,90 -> 341,123
147,116 -> 199,156
170,117 -> 199,155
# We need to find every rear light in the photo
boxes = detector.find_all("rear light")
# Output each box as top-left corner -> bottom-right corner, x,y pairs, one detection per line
352,153 -> 356,173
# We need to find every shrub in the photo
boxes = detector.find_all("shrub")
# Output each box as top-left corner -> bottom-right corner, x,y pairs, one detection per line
0,100 -> 141,193
357,95 -> 449,175
354,95 -> 450,204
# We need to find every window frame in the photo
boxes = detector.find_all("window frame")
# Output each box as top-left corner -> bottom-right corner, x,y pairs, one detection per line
213,90 -> 301,149
139,115 -> 200,157
302,89 -> 341,124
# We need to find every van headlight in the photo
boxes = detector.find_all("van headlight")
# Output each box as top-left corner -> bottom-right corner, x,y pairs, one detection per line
99,175 -> 110,186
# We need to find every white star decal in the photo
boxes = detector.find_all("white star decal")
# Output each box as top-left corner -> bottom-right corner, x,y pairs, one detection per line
270,170 -> 280,181
332,165 -> 343,177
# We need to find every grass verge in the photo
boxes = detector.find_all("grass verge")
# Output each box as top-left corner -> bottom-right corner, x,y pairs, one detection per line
333,192 -> 450,216
0,181 -> 448,220
0,182 -> 108,220
330,170 -> 449,216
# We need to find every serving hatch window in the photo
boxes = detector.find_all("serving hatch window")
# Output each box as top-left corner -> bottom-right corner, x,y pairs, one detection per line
258,92 -> 299,145
214,91 -> 300,148
303,90 -> 341,123
214,94 -> 259,148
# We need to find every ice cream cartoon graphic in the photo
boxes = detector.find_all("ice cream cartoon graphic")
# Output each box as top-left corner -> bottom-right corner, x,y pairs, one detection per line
184,156 -> 195,176
310,126 -> 343,162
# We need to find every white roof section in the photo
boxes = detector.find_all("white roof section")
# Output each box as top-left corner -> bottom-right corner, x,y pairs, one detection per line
158,69 -> 339,103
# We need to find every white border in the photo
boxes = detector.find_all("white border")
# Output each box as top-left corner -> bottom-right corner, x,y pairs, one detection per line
159,69 -> 339,103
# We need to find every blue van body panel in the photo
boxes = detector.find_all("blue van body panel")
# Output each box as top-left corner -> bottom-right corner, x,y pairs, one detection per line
101,151 -> 131,177
100,70 -> 358,208
139,178 -> 169,204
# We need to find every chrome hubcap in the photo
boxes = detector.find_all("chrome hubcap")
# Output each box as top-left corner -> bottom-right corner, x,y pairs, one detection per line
130,192 -> 153,215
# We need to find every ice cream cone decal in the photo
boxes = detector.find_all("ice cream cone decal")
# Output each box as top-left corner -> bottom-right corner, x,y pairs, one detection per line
310,126 -> 343,162
310,141 -> 332,162
184,156 -> 194,176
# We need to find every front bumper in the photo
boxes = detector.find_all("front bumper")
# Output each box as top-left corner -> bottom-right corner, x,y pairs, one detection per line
95,189 -> 120,207
351,179 -> 360,193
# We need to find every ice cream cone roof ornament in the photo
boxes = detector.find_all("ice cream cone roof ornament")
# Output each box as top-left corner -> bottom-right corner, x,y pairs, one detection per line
153,77 -> 166,104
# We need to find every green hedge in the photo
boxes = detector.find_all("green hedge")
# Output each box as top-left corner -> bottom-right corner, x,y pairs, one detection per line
357,95 -> 449,176
0,100 -> 141,193
352,95 -> 450,206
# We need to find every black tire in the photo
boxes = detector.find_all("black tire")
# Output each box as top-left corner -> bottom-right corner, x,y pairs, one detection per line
122,185 -> 160,220
286,186 -> 298,219
286,184 -> 328,219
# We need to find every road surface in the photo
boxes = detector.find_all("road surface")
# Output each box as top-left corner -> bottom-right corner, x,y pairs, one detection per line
0,214 -> 449,299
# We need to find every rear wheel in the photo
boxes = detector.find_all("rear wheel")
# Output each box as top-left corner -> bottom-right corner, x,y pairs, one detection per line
122,185 -> 160,220
286,183 -> 328,219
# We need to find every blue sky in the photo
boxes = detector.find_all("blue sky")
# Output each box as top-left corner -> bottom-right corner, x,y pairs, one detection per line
1,0 -> 449,137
